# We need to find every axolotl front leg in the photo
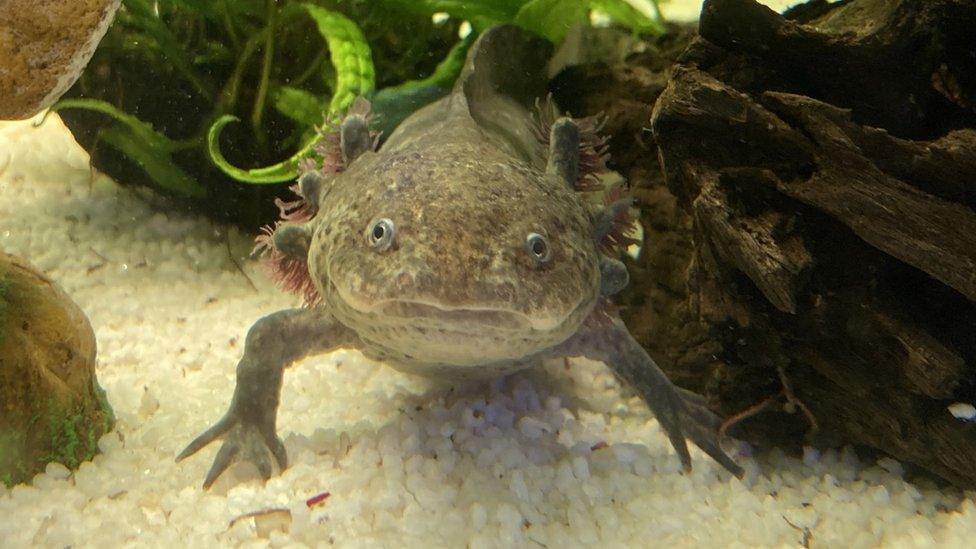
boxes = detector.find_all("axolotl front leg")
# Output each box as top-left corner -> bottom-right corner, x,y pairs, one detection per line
177,308 -> 358,488
558,316 -> 744,477
544,116 -> 742,477
177,114 -> 368,488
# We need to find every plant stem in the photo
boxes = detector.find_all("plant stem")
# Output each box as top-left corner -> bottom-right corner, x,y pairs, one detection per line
251,0 -> 279,144
218,27 -> 268,113
222,0 -> 241,52
291,49 -> 327,89
124,0 -> 211,97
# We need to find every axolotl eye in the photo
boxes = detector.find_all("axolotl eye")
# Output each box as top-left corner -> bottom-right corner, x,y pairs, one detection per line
367,217 -> 395,251
525,232 -> 552,264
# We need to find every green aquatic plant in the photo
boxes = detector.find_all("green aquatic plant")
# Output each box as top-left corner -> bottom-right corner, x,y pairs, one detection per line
51,0 -> 666,215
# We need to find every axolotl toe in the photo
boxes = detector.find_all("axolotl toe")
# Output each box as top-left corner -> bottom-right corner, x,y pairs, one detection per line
177,25 -> 743,488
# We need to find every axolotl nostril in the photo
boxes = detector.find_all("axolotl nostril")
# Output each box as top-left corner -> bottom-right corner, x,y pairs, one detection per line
177,25 -> 743,488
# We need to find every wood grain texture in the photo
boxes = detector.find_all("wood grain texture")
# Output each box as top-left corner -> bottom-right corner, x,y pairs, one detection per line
555,0 -> 976,487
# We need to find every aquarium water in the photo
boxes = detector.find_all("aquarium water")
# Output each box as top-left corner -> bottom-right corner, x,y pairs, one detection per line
2,1 -> 976,548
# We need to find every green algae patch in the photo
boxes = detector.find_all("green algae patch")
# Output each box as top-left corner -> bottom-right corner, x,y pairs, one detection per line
40,389 -> 115,472
0,394 -> 114,487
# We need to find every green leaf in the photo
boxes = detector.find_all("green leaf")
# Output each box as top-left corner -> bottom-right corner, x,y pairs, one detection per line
41,99 -> 206,197
44,98 -> 180,151
208,5 -> 375,184
377,0 -> 524,29
514,0 -> 589,43
388,33 -> 473,93
300,3 -> 376,114
164,0 -> 223,21
272,86 -> 324,126
207,115 -> 310,184
193,41 -> 234,65
589,0 -> 665,34
99,127 -> 206,197
119,0 -> 212,96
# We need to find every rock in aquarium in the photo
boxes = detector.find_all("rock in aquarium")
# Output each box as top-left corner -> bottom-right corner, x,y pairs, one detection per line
0,0 -> 120,119
0,252 -> 114,486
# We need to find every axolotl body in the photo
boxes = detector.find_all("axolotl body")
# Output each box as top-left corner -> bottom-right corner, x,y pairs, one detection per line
178,25 -> 742,487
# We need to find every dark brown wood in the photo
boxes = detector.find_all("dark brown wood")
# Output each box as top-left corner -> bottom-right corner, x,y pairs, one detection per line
693,172 -> 812,314
553,0 -> 976,487
762,92 -> 976,301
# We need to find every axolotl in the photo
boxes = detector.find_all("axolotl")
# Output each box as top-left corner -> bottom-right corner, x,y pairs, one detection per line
178,25 -> 743,487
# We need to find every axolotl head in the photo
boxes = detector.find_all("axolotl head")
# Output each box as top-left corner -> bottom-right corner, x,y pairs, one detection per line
315,142 -> 605,367
267,109 -> 631,370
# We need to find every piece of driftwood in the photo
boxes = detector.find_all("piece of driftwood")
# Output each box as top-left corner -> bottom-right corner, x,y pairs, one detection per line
554,0 -> 976,487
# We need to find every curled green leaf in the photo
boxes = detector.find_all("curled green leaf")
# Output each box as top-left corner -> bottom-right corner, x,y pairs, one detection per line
209,6 -> 375,184
207,115 -> 312,184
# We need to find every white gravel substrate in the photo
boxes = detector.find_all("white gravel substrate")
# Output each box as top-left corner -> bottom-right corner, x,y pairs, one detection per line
2,114 -> 976,548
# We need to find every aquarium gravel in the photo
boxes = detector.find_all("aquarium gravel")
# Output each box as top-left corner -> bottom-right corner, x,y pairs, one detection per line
2,115 -> 976,547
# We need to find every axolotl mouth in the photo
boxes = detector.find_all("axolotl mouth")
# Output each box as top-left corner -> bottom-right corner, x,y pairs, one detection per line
326,280 -> 592,367
350,297 -> 572,332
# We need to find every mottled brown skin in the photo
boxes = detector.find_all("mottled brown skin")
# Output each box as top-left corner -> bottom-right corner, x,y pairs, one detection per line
317,97 -> 601,374
178,26 -> 742,488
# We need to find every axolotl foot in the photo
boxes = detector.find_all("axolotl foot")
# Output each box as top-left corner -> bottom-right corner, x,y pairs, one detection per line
176,308 -> 357,488
177,411 -> 288,489
669,386 -> 744,476
556,315 -> 744,478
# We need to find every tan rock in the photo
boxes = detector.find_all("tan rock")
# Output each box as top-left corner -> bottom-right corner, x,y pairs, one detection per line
0,251 -> 113,486
0,0 -> 120,120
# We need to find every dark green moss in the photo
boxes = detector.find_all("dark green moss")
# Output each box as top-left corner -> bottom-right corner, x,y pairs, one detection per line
41,386 -> 115,471
43,403 -> 83,469
92,378 -> 116,444
0,391 -> 114,487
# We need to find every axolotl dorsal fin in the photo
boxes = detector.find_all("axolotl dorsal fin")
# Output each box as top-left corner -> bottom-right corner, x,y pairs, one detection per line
457,26 -> 553,118
457,25 -> 554,160
384,25 -> 556,161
